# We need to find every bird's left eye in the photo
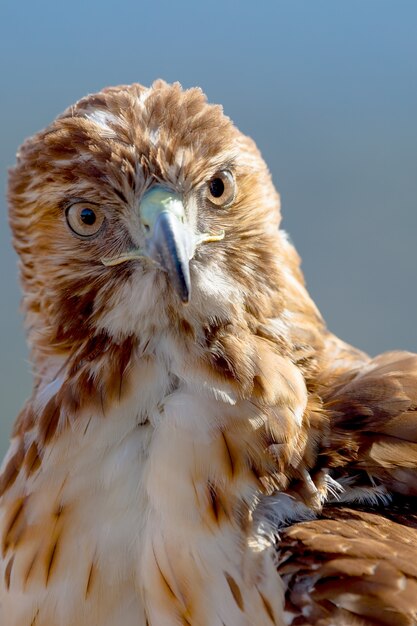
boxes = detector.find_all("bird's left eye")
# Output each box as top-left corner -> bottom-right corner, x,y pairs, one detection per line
66,203 -> 105,237
206,170 -> 236,207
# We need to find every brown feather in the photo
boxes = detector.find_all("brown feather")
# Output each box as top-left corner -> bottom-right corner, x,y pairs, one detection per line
279,508 -> 417,625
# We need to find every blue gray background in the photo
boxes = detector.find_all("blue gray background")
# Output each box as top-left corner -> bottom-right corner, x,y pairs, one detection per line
1,0 -> 416,456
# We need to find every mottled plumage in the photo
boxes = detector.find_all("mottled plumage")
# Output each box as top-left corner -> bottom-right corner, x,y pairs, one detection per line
1,80 -> 416,625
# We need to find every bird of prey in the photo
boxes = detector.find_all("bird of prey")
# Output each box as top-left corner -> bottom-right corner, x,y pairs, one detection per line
1,80 -> 417,626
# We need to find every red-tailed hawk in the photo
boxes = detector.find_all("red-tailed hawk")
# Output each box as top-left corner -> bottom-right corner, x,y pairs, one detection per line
1,80 -> 417,626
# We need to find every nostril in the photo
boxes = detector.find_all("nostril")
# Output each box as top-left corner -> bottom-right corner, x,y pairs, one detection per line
143,224 -> 150,234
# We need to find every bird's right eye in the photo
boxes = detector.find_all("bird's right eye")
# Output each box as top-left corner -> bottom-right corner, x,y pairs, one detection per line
66,203 -> 105,237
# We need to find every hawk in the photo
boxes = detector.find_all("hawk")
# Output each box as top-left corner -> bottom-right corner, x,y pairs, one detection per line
1,80 -> 417,626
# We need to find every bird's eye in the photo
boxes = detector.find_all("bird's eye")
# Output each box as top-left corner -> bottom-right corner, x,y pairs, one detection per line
206,170 -> 236,207
65,203 -> 105,237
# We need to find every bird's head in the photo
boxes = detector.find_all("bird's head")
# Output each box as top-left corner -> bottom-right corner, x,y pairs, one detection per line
9,81 -> 287,365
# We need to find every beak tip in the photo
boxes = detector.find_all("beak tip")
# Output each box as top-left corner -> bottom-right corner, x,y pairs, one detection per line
177,273 -> 191,305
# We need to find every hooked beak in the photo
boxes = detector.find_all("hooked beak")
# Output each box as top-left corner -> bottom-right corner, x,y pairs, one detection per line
141,186 -> 194,303
101,185 -> 224,304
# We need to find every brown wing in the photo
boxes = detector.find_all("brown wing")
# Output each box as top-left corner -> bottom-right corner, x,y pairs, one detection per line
322,351 -> 417,499
279,507 -> 417,626
277,351 -> 417,624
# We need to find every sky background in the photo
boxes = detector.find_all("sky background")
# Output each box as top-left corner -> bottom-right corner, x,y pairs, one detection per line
1,0 -> 416,456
